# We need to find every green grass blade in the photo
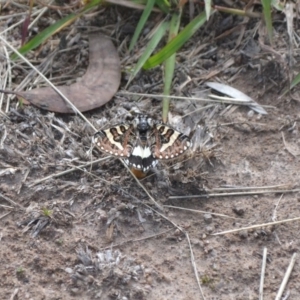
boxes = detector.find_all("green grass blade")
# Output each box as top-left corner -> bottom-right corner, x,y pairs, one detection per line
261,0 -> 273,45
155,0 -> 170,14
143,10 -> 210,69
162,10 -> 182,122
129,0 -> 156,51
126,20 -> 169,87
271,0 -> 284,11
204,0 -> 212,21
11,0 -> 102,60
281,72 -> 300,97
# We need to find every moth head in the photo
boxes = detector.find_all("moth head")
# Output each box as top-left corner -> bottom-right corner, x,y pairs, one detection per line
131,114 -> 155,132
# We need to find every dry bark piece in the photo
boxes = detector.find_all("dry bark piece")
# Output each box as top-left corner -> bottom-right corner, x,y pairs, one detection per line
18,33 -> 121,113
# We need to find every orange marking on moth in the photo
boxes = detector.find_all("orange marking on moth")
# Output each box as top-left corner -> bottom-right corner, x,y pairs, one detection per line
130,167 -> 148,179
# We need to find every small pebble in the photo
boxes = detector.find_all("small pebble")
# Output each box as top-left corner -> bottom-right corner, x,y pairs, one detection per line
239,230 -> 248,239
232,206 -> 245,216
205,226 -> 214,234
204,213 -> 213,224
65,267 -> 73,274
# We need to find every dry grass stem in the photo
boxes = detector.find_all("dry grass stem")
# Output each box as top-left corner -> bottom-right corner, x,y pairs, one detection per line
212,216 -> 300,236
185,232 -> 206,300
119,91 -> 274,108
211,184 -> 291,192
163,205 -> 239,220
282,132 -> 298,157
272,194 -> 283,222
0,44 -> 11,112
169,188 -> 300,199
28,157 -> 110,187
28,0 -> 53,29
259,247 -> 267,300
120,159 -> 164,211
0,193 -> 24,209
275,253 -> 297,300
0,35 -> 97,132
9,288 -> 19,300
0,204 -> 14,209
0,211 -> 12,220
148,204 -> 205,299
0,7 -> 47,34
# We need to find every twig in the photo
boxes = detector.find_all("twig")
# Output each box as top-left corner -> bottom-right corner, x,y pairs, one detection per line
163,205 -> 239,219
0,125 -> 7,148
169,188 -> 300,199
272,194 -> 283,222
259,247 -> 267,300
9,288 -> 19,300
0,211 -> 12,220
0,193 -> 24,209
211,184 -> 291,192
28,157 -> 110,187
212,216 -> 300,236
185,232 -> 206,300
0,204 -> 14,209
119,91 -> 275,108
275,253 -> 297,300
282,132 -> 298,158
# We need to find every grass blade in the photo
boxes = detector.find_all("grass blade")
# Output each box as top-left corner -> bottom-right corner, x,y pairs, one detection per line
261,0 -> 273,45
162,10 -> 182,122
281,72 -> 300,97
11,0 -> 102,60
129,0 -> 156,51
126,20 -> 169,87
155,0 -> 171,14
143,10 -> 209,69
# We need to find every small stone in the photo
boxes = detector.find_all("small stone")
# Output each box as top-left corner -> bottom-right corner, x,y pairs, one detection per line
239,230 -> 248,239
70,288 -> 79,295
65,267 -> 73,274
205,226 -> 214,234
191,238 -> 201,246
232,205 -> 245,216
247,110 -> 254,118
203,214 -> 213,224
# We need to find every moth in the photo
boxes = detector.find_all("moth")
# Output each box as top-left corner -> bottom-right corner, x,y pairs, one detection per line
93,114 -> 191,175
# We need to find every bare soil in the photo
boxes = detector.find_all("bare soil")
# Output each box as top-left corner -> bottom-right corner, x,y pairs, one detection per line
1,3 -> 300,300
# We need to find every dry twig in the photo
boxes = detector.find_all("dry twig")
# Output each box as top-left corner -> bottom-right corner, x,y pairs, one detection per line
259,247 -> 267,300
212,216 -> 300,236
163,205 -> 239,220
28,157 -> 110,187
169,188 -> 300,199
275,253 -> 297,300
0,192 -> 24,209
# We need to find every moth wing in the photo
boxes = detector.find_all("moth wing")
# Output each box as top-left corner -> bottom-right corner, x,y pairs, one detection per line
151,124 -> 191,160
93,124 -> 133,157
125,139 -> 158,172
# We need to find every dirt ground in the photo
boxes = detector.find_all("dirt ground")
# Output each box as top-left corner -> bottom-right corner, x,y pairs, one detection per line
1,3 -> 300,300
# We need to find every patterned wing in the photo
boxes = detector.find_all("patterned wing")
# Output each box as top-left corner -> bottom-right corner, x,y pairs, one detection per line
151,124 -> 191,160
124,141 -> 158,173
93,124 -> 133,157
